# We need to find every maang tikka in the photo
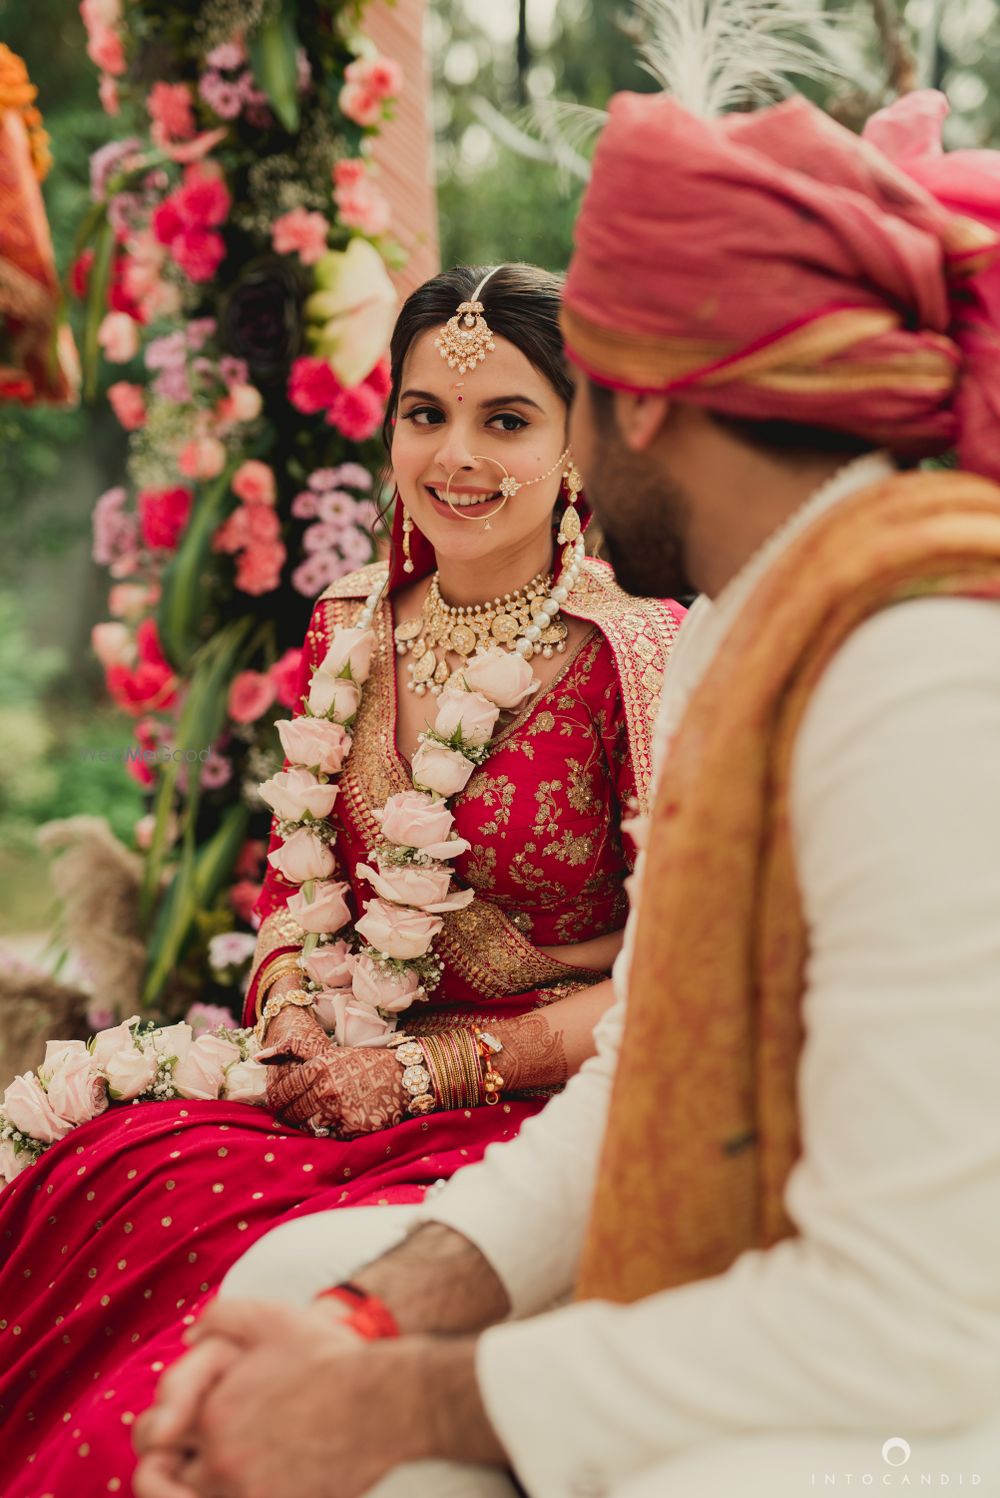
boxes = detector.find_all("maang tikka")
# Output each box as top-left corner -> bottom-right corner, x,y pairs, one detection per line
435,267 -> 502,374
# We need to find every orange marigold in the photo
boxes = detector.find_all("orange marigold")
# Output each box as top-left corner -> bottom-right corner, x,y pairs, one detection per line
0,44 -> 51,180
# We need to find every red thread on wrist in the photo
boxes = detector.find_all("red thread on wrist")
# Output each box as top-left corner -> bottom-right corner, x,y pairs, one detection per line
316,1281 -> 400,1339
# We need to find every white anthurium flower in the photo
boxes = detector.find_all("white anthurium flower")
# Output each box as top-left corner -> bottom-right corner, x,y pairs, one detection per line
305,239 -> 398,386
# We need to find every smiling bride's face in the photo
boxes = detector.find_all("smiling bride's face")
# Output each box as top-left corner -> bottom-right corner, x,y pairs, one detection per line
390,328 -> 569,567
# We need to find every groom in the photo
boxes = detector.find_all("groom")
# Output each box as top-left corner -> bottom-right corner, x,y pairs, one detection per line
135,90 -> 1000,1498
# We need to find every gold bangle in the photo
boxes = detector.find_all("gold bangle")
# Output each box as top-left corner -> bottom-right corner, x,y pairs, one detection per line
256,987 -> 314,1045
254,956 -> 305,1020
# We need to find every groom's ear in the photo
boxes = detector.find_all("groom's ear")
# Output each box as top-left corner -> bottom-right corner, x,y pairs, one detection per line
612,390 -> 671,452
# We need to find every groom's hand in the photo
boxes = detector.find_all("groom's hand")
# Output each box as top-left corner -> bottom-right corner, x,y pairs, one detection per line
140,1300 -> 503,1498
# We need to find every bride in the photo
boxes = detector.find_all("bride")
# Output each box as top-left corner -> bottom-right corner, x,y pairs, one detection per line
0,262 -> 683,1493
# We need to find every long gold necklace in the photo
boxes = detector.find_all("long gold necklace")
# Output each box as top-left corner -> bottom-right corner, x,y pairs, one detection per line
394,568 -> 569,695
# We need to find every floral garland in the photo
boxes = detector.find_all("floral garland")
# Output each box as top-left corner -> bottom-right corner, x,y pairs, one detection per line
261,538 -> 587,1045
0,1017 -> 265,1188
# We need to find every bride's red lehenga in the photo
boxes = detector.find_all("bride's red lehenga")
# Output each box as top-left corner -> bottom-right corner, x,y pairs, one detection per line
0,558 -> 682,1493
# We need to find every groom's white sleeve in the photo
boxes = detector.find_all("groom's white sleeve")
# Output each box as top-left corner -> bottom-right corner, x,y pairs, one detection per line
422,599 -> 1000,1498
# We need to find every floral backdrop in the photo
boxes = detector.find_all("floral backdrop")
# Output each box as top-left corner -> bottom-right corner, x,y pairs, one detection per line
74,0 -> 406,1023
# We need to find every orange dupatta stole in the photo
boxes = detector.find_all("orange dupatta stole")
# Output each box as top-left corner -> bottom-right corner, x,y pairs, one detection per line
578,468 -> 1000,1304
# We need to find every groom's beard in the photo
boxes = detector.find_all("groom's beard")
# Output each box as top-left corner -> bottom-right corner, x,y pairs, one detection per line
586,444 -> 695,600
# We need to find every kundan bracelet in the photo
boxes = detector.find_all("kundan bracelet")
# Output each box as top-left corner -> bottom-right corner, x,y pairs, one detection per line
388,1034 -> 437,1116
255,986 -> 315,1044
315,1281 -> 400,1339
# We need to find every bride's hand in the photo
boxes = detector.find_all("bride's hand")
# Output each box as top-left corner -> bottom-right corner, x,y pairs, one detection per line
262,1003 -> 332,1064
266,1047 -> 407,1138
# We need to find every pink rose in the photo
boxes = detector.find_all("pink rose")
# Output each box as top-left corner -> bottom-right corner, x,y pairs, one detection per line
287,879 -> 352,934
307,672 -> 361,723
272,207 -> 329,266
97,311 -> 139,363
89,1019 -> 140,1070
462,648 -> 539,710
355,898 -> 442,960
338,80 -> 383,128
267,827 -> 336,884
217,383 -> 262,425
276,717 -> 352,774
379,791 -> 459,853
334,176 -> 391,237
318,992 -> 395,1047
259,767 -> 338,823
433,688 -> 500,747
3,1075 -> 73,1143
410,742 -> 476,799
223,1058 -> 268,1103
350,953 -> 422,1011
228,669 -> 277,724
102,1042 -> 155,1100
303,938 -> 354,990
107,381 -> 147,430
345,55 -> 403,101
316,626 -> 375,684
172,1032 -> 241,1101
108,583 -> 156,619
149,1022 -> 194,1063
178,434 -> 227,480
356,858 -> 474,915
39,1043 -> 108,1127
232,460 -> 276,506
91,621 -> 133,669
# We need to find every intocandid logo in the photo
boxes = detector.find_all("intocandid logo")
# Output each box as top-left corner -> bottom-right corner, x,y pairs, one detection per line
810,1435 -> 981,1487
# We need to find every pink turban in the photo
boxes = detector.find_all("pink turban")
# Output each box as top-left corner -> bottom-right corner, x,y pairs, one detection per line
562,90 -> 1000,482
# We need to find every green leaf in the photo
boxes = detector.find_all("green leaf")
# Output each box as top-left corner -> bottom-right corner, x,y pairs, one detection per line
81,216 -> 115,402
248,7 -> 302,134
142,802 -> 251,1009
140,617 -> 254,921
156,460 -> 240,671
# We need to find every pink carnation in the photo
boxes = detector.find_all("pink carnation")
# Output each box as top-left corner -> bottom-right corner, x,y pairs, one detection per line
92,486 -> 138,569
205,40 -> 246,70
86,26 -> 126,76
269,648 -> 304,709
288,356 -> 342,414
139,486 -> 193,552
236,543 -> 285,596
334,176 -> 391,237
292,553 -> 348,597
232,460 -> 276,506
200,749 -> 233,790
227,670 -> 277,724
148,82 -> 196,145
107,381 -> 147,431
291,490 -> 319,519
326,382 -> 384,442
272,207 -> 329,266
175,163 -> 231,227
172,226 -> 226,282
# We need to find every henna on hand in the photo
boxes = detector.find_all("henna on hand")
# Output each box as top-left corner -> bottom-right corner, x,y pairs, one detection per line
262,1004 -> 332,1064
489,1012 -> 568,1092
268,1048 -> 407,1138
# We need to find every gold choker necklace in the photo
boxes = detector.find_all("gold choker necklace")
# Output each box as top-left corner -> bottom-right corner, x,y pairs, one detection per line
394,569 -> 568,695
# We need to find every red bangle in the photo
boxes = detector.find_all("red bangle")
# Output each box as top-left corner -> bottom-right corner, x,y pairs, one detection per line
315,1281 -> 400,1340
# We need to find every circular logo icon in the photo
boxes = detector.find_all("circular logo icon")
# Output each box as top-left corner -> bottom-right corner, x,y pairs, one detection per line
882,1438 -> 912,1468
